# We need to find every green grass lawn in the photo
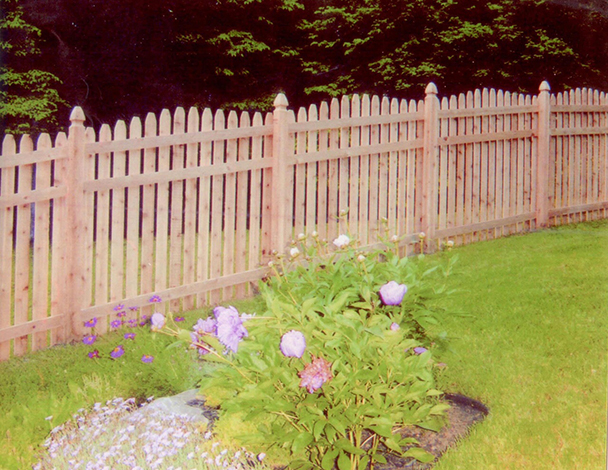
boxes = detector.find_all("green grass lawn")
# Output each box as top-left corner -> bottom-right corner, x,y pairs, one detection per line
0,221 -> 606,469
434,221 -> 608,469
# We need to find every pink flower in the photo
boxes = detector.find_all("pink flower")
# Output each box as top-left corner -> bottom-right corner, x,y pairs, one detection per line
390,322 -> 400,331
299,355 -> 333,393
280,330 -> 306,358
414,347 -> 428,355
379,281 -> 408,306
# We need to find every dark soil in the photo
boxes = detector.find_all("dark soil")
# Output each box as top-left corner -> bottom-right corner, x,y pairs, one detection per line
373,393 -> 489,470
191,393 -> 489,470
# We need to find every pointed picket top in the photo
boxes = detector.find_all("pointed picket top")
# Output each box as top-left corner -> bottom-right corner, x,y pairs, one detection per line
274,93 -> 288,109
539,81 -> 551,92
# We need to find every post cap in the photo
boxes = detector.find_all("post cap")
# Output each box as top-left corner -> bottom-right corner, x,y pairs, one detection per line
425,82 -> 438,95
69,106 -> 86,124
539,81 -> 551,92
274,93 -> 289,108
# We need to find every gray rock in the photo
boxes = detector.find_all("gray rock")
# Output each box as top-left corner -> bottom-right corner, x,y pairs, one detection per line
133,389 -> 212,426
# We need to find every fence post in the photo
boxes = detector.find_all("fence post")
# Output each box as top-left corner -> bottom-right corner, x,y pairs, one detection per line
271,93 -> 290,254
64,107 -> 87,339
419,82 -> 439,250
536,81 -> 551,228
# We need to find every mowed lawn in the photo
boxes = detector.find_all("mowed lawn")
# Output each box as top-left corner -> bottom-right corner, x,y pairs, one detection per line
433,220 -> 608,469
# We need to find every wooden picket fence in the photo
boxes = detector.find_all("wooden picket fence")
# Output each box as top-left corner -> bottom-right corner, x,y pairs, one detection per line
1,81 -> 607,361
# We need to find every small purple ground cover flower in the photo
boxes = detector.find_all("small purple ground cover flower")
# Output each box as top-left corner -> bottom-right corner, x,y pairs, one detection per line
88,350 -> 99,359
141,354 -> 154,363
149,295 -> 162,303
84,317 -> 97,328
124,332 -> 136,340
82,334 -> 96,345
413,347 -> 428,355
110,319 -> 122,329
174,316 -> 185,322
110,345 -> 125,359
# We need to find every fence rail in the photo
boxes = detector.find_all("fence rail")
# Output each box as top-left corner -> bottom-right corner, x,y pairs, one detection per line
1,81 -> 607,361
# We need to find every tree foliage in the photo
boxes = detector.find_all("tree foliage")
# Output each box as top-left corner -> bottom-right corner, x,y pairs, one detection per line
1,0 -> 67,134
4,0 -> 608,134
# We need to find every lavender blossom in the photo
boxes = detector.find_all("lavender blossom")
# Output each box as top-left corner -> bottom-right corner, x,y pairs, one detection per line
194,317 -> 217,335
213,306 -> 249,353
150,313 -> 165,331
280,330 -> 306,358
379,281 -> 408,306
413,347 -> 428,355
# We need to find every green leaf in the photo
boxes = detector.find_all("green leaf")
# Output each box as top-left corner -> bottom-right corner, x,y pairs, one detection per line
292,431 -> 314,454
334,438 -> 365,455
337,450 -> 352,470
403,447 -> 435,463
321,449 -> 340,470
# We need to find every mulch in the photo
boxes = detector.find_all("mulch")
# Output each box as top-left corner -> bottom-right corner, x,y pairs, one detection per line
372,393 -> 489,469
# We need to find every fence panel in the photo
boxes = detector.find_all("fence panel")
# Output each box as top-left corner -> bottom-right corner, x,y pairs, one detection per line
3,82 -> 608,360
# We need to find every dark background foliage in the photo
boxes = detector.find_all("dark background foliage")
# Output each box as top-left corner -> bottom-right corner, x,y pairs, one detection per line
2,0 -> 608,135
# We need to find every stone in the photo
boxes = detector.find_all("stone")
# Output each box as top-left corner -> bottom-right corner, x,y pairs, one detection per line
132,389 -> 215,426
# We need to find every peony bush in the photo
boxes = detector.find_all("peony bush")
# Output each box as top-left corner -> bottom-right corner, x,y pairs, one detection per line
153,233 -> 458,470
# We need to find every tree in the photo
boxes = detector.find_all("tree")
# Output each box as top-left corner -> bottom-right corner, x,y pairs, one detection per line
0,0 -> 67,135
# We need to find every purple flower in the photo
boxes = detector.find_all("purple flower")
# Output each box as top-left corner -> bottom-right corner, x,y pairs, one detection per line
127,319 -> 138,327
379,281 -> 408,306
194,317 -> 217,335
82,334 -> 97,345
174,316 -> 185,322
141,354 -> 154,363
88,350 -> 100,359
116,311 -> 126,318
113,304 -> 125,312
299,355 -> 333,393
414,347 -> 428,355
84,317 -> 98,328
110,345 -> 125,359
124,332 -> 136,340
149,295 -> 162,303
280,330 -> 307,358
191,332 -> 211,355
110,319 -> 122,329
213,306 -> 248,353
390,322 -> 400,331
129,306 -> 139,311
150,313 -> 166,331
